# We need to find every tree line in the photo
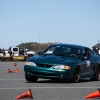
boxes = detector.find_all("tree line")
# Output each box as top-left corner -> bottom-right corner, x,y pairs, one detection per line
17,42 -> 60,53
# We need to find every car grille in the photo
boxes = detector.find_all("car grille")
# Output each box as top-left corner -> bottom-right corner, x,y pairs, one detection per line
32,72 -> 57,76
36,63 -> 53,68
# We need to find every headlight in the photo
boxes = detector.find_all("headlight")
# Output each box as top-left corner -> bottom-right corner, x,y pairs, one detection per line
25,62 -> 36,66
54,65 -> 71,69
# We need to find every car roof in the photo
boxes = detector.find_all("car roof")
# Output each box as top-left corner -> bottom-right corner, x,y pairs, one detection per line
51,44 -> 89,49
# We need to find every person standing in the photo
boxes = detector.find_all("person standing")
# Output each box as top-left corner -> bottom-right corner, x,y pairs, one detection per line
98,47 -> 100,54
2,48 -> 5,56
92,46 -> 98,53
9,50 -> 12,56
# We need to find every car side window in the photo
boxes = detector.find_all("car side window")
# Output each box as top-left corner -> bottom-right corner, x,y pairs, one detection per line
83,48 -> 94,58
83,49 -> 90,58
88,49 -> 94,57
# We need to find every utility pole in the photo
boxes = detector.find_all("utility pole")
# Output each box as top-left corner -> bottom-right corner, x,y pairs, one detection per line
39,33 -> 41,52
21,39 -> 22,48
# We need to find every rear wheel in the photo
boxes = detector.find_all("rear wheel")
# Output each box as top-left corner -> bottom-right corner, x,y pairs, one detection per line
25,74 -> 38,82
90,67 -> 100,81
71,69 -> 80,83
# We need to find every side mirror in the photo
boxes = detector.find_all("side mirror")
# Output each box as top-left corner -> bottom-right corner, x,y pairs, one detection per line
38,52 -> 42,55
96,53 -> 100,56
81,56 -> 88,61
83,56 -> 90,60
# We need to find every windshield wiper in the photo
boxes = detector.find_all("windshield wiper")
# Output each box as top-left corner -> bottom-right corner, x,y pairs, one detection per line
54,53 -> 66,57
42,53 -> 53,57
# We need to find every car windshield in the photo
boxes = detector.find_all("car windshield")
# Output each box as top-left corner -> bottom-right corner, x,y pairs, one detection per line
42,46 -> 82,59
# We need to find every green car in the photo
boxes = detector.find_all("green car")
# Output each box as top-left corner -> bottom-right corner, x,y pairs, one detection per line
24,44 -> 100,83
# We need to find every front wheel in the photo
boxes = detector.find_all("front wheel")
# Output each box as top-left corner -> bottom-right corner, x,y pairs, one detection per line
25,74 -> 38,82
71,70 -> 80,83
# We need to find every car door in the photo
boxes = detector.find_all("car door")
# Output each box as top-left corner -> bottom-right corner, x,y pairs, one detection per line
87,49 -> 95,76
80,48 -> 94,77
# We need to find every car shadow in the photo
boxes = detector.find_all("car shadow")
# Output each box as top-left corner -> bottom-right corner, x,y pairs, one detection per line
26,78 -> 93,83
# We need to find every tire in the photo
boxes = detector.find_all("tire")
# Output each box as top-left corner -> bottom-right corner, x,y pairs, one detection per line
71,69 -> 80,83
90,67 -> 100,81
25,74 -> 38,82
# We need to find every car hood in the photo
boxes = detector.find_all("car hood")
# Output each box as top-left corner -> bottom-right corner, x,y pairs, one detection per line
28,55 -> 80,65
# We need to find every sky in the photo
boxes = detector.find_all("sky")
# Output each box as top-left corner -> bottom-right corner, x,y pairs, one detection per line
0,0 -> 100,49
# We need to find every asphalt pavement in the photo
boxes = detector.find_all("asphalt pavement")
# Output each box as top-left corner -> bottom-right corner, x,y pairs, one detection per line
0,62 -> 100,100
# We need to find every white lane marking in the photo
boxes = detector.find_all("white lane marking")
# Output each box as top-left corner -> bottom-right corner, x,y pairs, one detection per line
0,79 -> 25,80
0,87 -> 100,89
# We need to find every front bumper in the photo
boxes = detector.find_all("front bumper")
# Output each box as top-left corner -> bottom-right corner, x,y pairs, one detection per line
24,65 -> 75,80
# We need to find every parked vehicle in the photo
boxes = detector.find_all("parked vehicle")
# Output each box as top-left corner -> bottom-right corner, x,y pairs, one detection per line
0,46 -> 36,61
24,50 -> 36,60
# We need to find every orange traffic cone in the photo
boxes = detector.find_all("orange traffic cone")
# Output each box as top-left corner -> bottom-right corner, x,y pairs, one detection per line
13,63 -> 17,66
86,89 -> 100,98
15,68 -> 19,73
16,89 -> 33,99
7,69 -> 13,73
